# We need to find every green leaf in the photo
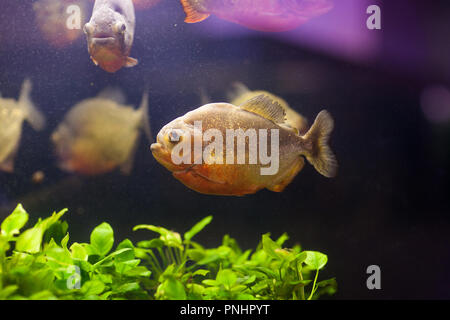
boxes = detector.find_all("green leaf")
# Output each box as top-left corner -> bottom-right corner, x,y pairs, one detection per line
236,293 -> 256,300
92,248 -> 132,269
46,247 -> 73,267
184,216 -> 213,241
114,282 -> 141,294
0,285 -> 19,299
43,220 -> 68,245
61,233 -> 69,250
294,251 -> 307,264
216,269 -> 237,288
157,278 -> 186,300
15,227 -> 44,253
193,269 -> 210,277
241,274 -> 256,285
115,259 -> 140,274
137,239 -> 164,249
262,234 -> 281,260
70,242 -> 88,261
1,204 -> 28,237
133,225 -> 183,249
304,251 -> 328,270
29,291 -> 57,300
116,239 -> 135,262
81,280 -> 105,296
276,233 -> 289,246
15,209 -> 68,253
202,279 -> 219,286
90,222 -> 114,257
123,266 -> 151,277
315,278 -> 338,297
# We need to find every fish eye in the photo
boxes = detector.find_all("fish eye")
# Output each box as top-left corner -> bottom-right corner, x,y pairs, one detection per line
83,23 -> 93,35
168,129 -> 181,143
114,22 -> 126,34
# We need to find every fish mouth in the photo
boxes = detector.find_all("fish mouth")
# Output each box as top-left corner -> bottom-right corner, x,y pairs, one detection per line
150,143 -> 173,169
91,37 -> 116,45
151,142 -> 191,173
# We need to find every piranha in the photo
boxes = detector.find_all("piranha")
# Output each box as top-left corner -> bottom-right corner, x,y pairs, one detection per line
180,0 -> 334,32
0,79 -> 46,173
151,95 -> 337,196
227,82 -> 309,135
51,88 -> 151,176
84,0 -> 138,73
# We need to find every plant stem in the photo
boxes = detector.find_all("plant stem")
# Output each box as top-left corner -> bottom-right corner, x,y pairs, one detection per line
307,269 -> 319,300
148,250 -> 163,273
295,263 -> 305,300
298,269 -> 305,300
168,247 -> 177,265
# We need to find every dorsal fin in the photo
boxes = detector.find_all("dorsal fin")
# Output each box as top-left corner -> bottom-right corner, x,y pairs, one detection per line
227,82 -> 250,102
97,87 -> 126,104
239,94 -> 286,124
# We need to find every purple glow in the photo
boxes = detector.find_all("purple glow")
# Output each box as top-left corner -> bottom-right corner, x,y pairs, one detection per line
192,0 -> 381,63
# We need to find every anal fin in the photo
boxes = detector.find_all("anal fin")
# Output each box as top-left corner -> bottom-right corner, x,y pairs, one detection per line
180,0 -> 210,23
267,157 -> 305,192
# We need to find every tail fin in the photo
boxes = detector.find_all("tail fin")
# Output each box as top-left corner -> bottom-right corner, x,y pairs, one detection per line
180,0 -> 210,23
139,88 -> 152,143
19,78 -> 46,131
303,110 -> 337,178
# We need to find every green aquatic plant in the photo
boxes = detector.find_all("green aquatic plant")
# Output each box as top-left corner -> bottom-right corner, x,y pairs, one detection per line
0,204 -> 336,300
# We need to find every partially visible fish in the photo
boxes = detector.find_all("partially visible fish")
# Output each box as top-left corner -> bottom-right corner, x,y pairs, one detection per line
33,0 -> 88,49
227,82 -> 309,135
0,79 -> 46,173
84,0 -> 138,73
51,88 -> 151,176
151,94 -> 337,196
180,0 -> 334,32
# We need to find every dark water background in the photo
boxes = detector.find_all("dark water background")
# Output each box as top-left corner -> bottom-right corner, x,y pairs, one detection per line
0,0 -> 449,299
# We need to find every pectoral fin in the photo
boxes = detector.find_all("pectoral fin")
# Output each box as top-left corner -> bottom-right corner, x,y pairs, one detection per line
0,157 -> 15,173
19,78 -> 46,131
180,0 -> 210,23
90,56 -> 99,66
125,57 -> 138,68
0,144 -> 20,173
120,138 -> 139,176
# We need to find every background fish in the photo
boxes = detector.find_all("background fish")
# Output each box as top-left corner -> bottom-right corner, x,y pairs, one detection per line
180,0 -> 334,32
84,0 -> 138,73
0,79 -> 46,173
227,82 -> 309,135
33,0 -> 88,49
51,88 -> 151,176
151,95 -> 337,196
